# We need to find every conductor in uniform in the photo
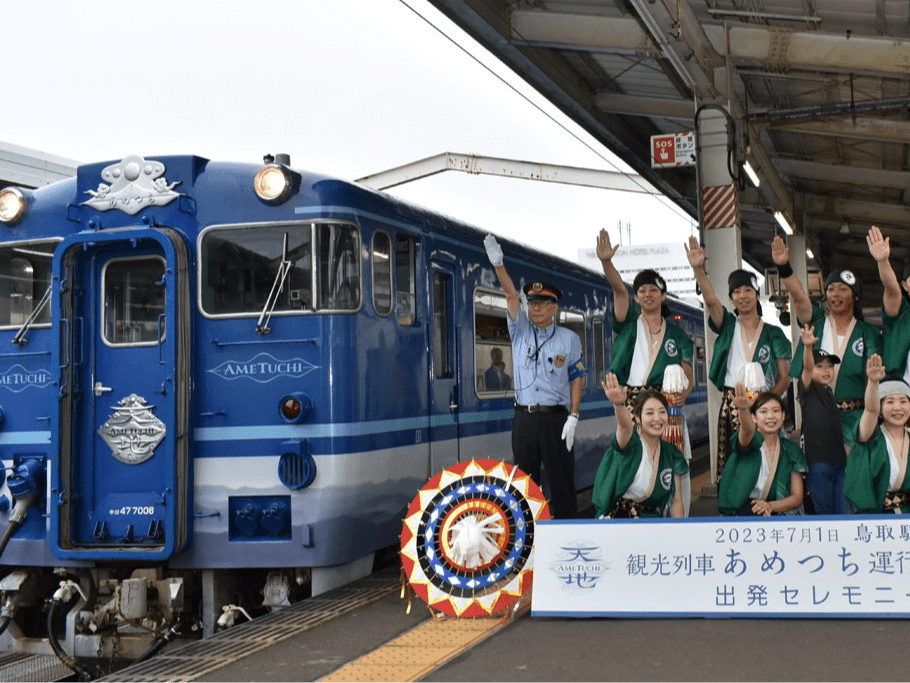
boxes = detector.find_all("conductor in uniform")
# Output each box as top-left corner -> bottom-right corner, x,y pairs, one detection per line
484,235 -> 585,518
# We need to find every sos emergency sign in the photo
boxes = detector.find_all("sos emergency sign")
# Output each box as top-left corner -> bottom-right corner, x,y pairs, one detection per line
651,131 -> 696,168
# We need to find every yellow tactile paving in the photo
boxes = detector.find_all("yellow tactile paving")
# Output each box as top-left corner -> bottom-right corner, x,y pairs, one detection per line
318,611 -> 517,682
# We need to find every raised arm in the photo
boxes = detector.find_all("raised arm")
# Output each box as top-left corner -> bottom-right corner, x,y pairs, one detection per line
799,324 -> 818,390
596,229 -> 629,322
484,235 -> 520,320
772,235 -> 812,326
867,226 -> 902,318
602,373 -> 633,449
732,382 -> 756,448
858,354 -> 885,444
685,236 -> 725,328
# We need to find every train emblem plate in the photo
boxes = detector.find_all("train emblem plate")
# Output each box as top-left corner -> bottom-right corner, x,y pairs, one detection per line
98,394 -> 166,465
82,154 -> 181,216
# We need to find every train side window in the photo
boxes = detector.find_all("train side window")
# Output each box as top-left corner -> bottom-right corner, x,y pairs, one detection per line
432,271 -> 453,379
102,257 -> 166,346
0,241 -> 56,328
592,316 -> 605,386
315,223 -> 361,311
396,235 -> 416,325
474,289 -> 514,397
372,231 -> 392,316
557,309 -> 588,388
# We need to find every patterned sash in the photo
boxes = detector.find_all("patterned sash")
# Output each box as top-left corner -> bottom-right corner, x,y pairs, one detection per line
606,497 -> 659,519
836,398 -> 864,412
717,387 -> 741,479
883,491 -> 910,514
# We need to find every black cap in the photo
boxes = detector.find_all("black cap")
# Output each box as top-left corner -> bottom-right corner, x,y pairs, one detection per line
812,349 -> 840,365
632,269 -> 667,294
523,281 -> 562,302
728,269 -> 759,297
824,269 -> 862,300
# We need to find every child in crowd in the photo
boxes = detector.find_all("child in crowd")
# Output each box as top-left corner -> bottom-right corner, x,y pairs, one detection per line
797,324 -> 850,514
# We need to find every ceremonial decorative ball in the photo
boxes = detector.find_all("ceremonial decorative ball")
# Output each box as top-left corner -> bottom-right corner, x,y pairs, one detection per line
400,459 -> 550,617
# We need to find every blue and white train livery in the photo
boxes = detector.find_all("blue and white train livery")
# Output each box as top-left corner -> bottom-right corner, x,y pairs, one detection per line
0,153 -> 708,665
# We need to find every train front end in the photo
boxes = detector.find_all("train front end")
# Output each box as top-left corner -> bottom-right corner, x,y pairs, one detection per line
0,154 -> 386,666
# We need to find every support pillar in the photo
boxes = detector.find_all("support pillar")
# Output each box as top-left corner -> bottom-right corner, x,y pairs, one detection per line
696,105 -> 743,485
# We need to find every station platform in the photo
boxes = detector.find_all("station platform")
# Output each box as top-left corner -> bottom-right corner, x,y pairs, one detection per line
101,443 -> 910,683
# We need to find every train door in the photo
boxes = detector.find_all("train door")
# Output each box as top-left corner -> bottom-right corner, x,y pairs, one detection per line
428,260 -> 460,473
50,228 -> 190,560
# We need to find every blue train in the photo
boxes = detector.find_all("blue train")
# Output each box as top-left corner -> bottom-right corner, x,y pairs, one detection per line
0,153 -> 708,665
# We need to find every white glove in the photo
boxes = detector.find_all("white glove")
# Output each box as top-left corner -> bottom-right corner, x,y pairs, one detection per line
484,234 -> 503,267
561,414 -> 578,451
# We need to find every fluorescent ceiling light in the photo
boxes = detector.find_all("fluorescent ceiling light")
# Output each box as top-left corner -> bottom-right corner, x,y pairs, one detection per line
774,211 -> 793,235
743,161 -> 760,187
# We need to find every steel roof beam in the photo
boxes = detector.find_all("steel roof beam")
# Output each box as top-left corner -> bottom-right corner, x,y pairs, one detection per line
593,92 -> 694,119
776,158 -> 910,190
508,10 -> 910,79
767,117 -> 910,144
355,152 -> 655,194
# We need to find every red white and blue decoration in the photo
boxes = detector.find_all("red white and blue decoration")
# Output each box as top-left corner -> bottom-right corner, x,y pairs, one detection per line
400,459 -> 550,617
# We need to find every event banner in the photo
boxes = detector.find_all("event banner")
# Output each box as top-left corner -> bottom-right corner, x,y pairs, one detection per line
531,516 -> 910,618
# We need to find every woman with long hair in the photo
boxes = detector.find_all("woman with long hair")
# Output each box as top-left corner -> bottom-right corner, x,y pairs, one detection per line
592,374 -> 687,519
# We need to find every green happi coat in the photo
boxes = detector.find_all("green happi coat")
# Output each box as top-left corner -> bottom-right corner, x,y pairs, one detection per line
592,430 -> 688,517
789,304 -> 882,399
883,298 -> 910,380
718,432 -> 807,516
610,310 -> 694,386
707,309 -> 791,391
844,426 -> 910,514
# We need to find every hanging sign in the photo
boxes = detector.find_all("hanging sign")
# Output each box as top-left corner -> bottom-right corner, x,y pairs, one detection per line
651,132 -> 696,168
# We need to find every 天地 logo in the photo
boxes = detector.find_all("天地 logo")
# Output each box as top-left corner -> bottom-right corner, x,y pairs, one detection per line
549,542 -> 609,592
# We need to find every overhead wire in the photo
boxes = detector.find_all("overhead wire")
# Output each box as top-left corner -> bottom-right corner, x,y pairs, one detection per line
395,0 -> 696,228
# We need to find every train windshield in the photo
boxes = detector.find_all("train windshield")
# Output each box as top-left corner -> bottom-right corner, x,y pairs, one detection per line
0,240 -> 56,329
199,222 -> 361,316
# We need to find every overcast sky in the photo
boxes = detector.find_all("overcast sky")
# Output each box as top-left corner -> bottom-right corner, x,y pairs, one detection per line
5,0 -> 695,264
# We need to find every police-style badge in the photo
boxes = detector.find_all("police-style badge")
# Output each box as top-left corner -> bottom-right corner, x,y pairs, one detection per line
554,354 -> 566,368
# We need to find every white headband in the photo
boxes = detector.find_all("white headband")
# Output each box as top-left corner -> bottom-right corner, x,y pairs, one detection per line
879,380 -> 910,400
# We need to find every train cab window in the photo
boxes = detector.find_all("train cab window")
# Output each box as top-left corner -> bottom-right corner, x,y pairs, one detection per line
0,240 -> 56,329
315,223 -> 361,311
473,289 -> 514,397
592,316 -> 605,386
396,235 -> 416,326
103,257 -> 166,346
199,221 -> 361,316
372,231 -> 392,316
558,310 -> 588,388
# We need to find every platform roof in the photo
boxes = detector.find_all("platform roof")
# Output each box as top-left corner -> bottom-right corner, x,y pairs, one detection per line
427,0 -> 910,311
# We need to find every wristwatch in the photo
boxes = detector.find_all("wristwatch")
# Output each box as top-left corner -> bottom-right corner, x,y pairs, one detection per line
569,411 -> 579,418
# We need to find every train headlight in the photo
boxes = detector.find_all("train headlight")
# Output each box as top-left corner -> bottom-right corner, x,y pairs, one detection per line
0,188 -> 26,225
254,164 -> 293,203
279,392 -> 312,424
